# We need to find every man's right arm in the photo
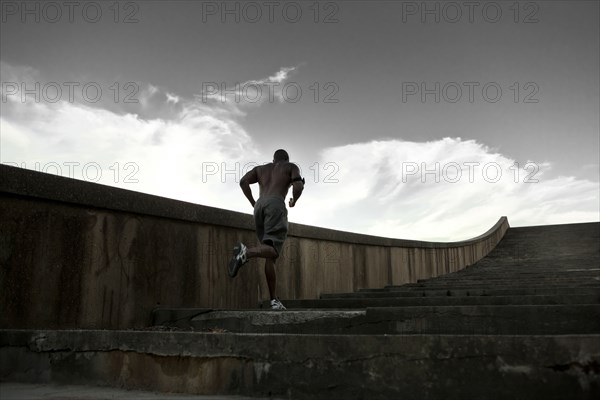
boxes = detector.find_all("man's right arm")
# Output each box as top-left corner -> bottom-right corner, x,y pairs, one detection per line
240,167 -> 258,207
289,164 -> 304,208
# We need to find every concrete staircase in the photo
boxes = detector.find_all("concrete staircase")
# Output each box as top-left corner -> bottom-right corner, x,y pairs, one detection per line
155,223 -> 600,336
148,222 -> 600,398
3,222 -> 599,399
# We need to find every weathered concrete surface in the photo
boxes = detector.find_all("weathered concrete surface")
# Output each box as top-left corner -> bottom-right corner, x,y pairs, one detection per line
1,330 -> 599,400
0,382 -> 275,400
338,287 -> 600,296
273,293 -> 600,309
190,310 -> 367,334
0,164 -> 509,329
367,305 -> 600,335
298,222 -> 600,304
152,305 -> 600,335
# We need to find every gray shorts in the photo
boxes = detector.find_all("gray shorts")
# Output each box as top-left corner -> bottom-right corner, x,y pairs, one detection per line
253,195 -> 288,257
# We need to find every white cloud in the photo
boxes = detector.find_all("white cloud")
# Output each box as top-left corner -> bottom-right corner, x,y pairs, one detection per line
289,138 -> 599,240
196,65 -> 301,107
166,92 -> 180,104
0,61 -> 264,210
1,62 -> 598,242
264,66 -> 297,84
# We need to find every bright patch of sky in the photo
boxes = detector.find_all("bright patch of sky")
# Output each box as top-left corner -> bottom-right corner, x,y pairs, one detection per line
1,1 -> 598,240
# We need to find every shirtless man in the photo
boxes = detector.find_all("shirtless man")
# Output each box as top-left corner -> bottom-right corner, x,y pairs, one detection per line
227,149 -> 305,310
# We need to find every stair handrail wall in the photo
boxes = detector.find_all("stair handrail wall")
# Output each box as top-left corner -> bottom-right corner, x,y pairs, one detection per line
0,165 -> 510,329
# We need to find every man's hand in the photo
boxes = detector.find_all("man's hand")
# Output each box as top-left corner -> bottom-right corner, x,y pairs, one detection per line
289,198 -> 296,208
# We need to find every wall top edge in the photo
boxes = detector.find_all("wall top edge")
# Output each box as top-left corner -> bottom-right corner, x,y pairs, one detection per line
1,164 -> 507,248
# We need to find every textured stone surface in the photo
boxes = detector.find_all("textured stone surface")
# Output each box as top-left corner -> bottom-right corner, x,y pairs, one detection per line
0,164 -> 509,329
152,305 -> 600,335
0,382 -> 273,400
273,293 -> 600,308
1,330 -> 599,399
137,221 -> 600,397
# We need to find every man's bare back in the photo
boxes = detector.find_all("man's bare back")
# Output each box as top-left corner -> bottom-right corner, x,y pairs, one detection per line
240,158 -> 304,208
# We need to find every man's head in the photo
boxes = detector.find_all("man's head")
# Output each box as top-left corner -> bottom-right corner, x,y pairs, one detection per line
273,149 -> 289,163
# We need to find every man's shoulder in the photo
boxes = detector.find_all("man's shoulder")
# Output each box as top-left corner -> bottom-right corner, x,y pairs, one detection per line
254,163 -> 276,176
259,161 -> 299,175
261,161 -> 298,169
254,162 -> 272,170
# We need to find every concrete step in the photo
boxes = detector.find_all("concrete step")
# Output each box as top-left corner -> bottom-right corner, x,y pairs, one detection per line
407,278 -> 600,286
365,305 -> 600,335
415,279 -> 600,285
402,286 -> 600,293
0,382 -> 272,400
438,273 -> 600,279
413,277 -> 600,284
151,308 -> 213,328
190,309 -> 368,334
405,283 -> 600,289
344,287 -> 600,297
426,268 -> 600,275
154,305 -> 600,335
2,329 -> 598,399
441,272 -> 600,278
152,308 -> 365,332
279,294 -> 600,309
380,284 -> 600,291
418,271 -> 600,279
408,279 -> 600,284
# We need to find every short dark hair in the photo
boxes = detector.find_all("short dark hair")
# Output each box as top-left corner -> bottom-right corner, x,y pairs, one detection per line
273,149 -> 289,162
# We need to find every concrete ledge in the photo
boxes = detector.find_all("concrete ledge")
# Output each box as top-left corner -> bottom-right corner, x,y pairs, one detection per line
329,287 -> 600,297
1,330 -> 599,399
152,305 -> 600,335
0,382 -> 274,400
0,164 -> 505,248
0,165 -> 255,232
272,294 -> 600,309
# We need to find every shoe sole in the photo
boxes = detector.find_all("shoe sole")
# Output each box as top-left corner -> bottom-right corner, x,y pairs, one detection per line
271,301 -> 287,310
228,244 -> 244,278
228,258 -> 239,278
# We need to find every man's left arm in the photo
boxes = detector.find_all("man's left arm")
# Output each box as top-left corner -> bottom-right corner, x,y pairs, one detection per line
288,164 -> 304,208
240,167 -> 258,207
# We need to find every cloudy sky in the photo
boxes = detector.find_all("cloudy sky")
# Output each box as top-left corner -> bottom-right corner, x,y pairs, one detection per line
1,0 -> 598,241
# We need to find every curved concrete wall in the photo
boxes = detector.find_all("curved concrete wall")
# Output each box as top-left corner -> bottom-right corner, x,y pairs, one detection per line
0,165 -> 509,329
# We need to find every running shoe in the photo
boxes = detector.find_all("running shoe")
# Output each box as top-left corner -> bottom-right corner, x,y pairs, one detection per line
270,298 -> 287,310
228,242 -> 248,278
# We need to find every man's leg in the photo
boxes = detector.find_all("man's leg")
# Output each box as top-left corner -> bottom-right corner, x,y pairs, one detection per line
229,243 -> 277,278
246,244 -> 278,259
228,241 -> 286,309
264,258 -> 277,300
265,256 -> 285,310
247,244 -> 278,300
